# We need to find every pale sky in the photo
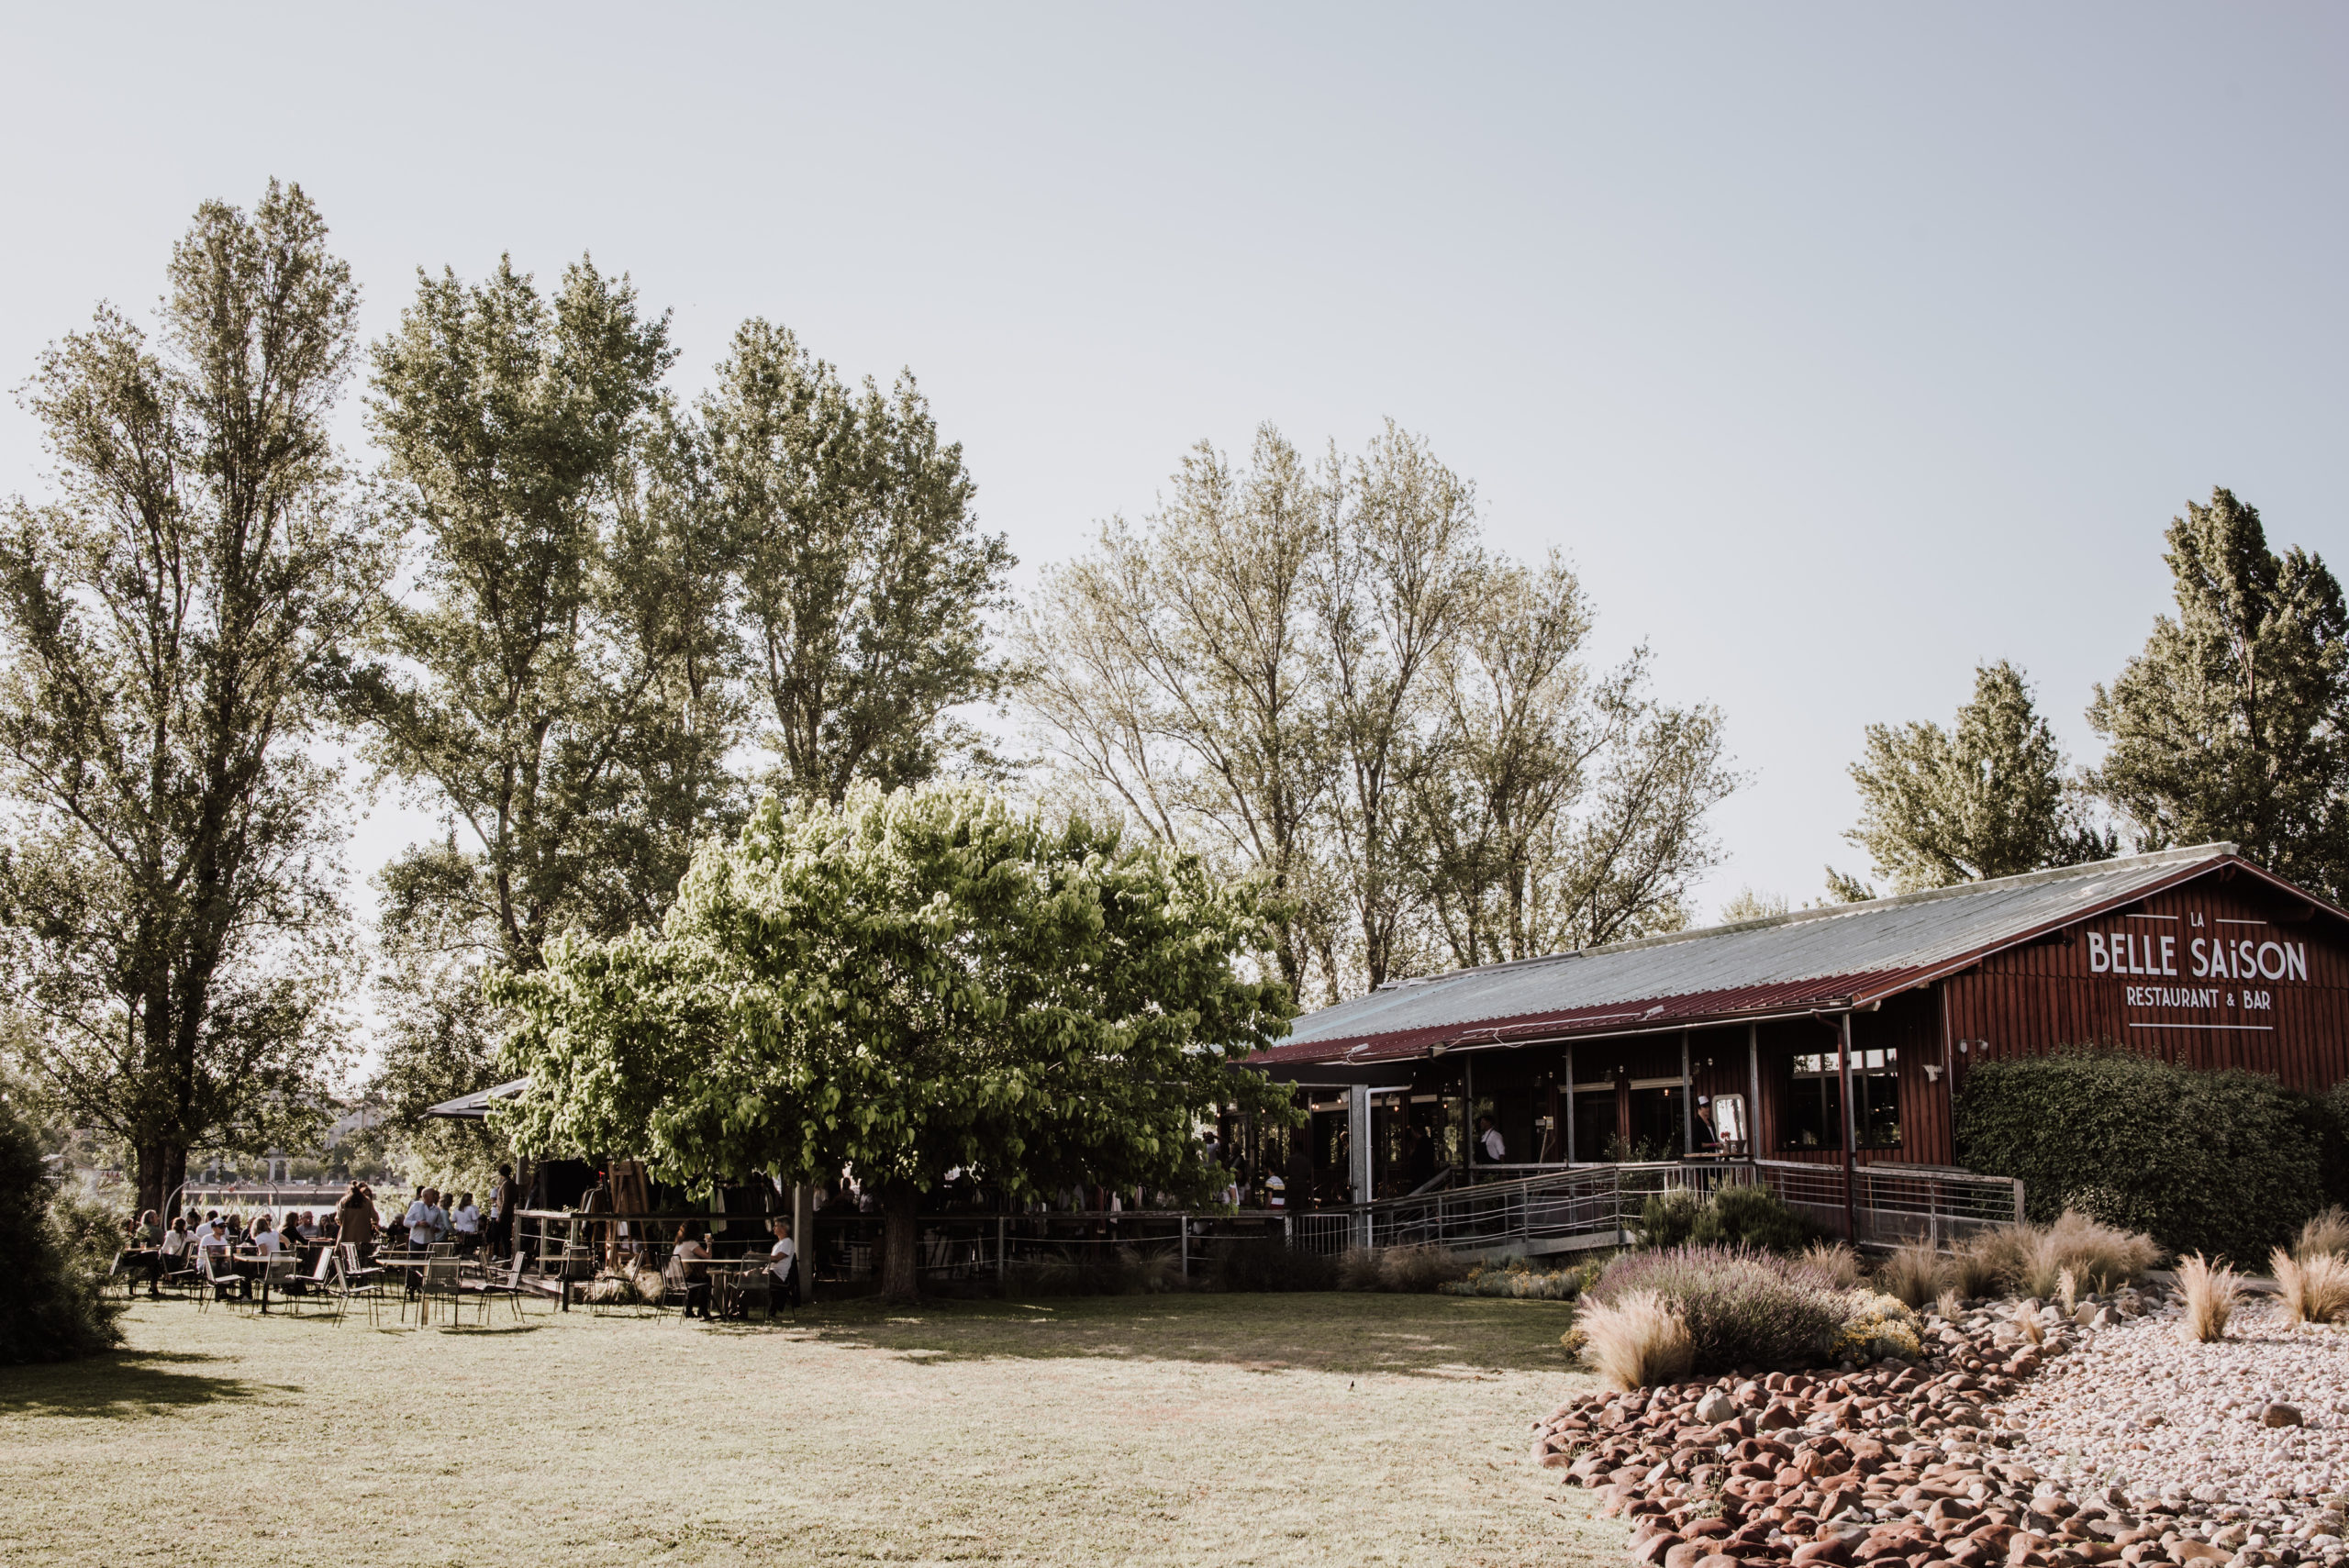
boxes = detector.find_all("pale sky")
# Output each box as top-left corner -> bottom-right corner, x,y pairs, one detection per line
3,6 -> 2344,961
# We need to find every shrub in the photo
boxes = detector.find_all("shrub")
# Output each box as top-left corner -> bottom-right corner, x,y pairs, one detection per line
1381,1243 -> 1472,1292
1877,1240 -> 1945,1309
0,1099 -> 122,1364
1690,1185 -> 1819,1252
2298,1206 -> 2349,1261
1831,1291 -> 1924,1363
1441,1256 -> 1593,1300
1955,1047 -> 2323,1262
1334,1243 -> 1472,1293
1577,1289 -> 1692,1391
1637,1188 -> 1703,1248
1586,1245 -> 1848,1373
2271,1246 -> 2349,1327
1213,1239 -> 1335,1293
2176,1252 -> 2241,1342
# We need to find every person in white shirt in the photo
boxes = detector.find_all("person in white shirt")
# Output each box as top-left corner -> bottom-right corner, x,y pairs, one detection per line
1475,1114 -> 1506,1165
449,1195 -> 482,1256
767,1218 -> 799,1313
194,1219 -> 243,1299
665,1224 -> 712,1319
250,1215 -> 282,1255
405,1188 -> 447,1249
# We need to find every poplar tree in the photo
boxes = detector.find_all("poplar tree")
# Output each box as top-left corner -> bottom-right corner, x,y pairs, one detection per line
357,256 -> 740,1149
1843,660 -> 2110,892
2088,489 -> 2349,902
0,183 -> 380,1216
698,319 -> 1012,804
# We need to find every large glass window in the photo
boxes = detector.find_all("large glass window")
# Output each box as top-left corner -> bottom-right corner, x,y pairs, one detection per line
1783,1049 -> 1900,1151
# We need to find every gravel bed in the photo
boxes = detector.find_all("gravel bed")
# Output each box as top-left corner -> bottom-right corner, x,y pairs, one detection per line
1995,1294 -> 2349,1558
1542,1284 -> 2349,1568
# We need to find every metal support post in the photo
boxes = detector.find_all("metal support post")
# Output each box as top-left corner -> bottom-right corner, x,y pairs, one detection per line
1839,1014 -> 1859,1243
1679,1029 -> 1694,1157
1746,1023 -> 1761,1165
1348,1083 -> 1372,1246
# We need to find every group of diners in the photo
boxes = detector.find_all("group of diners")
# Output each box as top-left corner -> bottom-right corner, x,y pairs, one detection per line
658,1217 -> 802,1318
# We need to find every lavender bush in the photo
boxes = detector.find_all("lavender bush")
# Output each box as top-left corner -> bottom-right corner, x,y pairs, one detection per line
1586,1244 -> 1847,1373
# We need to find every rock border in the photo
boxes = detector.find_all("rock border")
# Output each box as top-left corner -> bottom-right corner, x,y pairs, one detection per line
1539,1287 -> 2344,1568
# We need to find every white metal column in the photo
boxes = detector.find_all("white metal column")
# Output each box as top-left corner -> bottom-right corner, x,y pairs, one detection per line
1348,1083 -> 1373,1247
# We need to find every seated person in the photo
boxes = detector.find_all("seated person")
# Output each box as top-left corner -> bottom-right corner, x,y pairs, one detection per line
295,1211 -> 322,1240
767,1218 -> 799,1313
194,1219 -> 244,1297
663,1224 -> 711,1319
250,1214 -> 282,1255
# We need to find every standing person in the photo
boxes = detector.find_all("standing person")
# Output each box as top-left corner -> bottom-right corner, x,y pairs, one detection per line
334,1182 -> 377,1257
766,1218 -> 799,1313
449,1194 -> 482,1256
489,1162 -> 522,1258
1475,1114 -> 1506,1166
404,1187 -> 446,1250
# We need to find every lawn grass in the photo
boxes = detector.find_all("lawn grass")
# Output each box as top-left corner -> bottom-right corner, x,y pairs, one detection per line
1,1289 -> 1619,1566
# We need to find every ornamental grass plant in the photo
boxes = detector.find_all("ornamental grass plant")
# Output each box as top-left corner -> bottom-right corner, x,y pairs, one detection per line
1576,1288 -> 1693,1392
2175,1252 -> 2242,1342
2297,1206 -> 2349,1261
2270,1246 -> 2349,1327
1876,1239 -> 1946,1309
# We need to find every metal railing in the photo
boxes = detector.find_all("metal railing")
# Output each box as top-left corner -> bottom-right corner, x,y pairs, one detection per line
1286,1158 -> 2023,1257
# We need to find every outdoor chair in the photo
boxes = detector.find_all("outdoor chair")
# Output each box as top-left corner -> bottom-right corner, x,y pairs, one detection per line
259,1254 -> 297,1310
195,1253 -> 241,1314
287,1246 -> 335,1317
330,1245 -> 386,1327
468,1251 -> 531,1325
414,1258 -> 464,1327
160,1251 -> 203,1299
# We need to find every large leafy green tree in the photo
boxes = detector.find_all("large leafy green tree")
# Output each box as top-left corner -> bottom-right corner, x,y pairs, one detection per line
356,256 -> 740,1158
1842,660 -> 2110,893
2088,489 -> 2349,901
699,319 -> 1013,803
0,183 -> 379,1217
491,781 -> 1296,1301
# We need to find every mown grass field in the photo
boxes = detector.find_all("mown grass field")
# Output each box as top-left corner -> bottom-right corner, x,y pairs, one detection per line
1,1289 -> 1619,1567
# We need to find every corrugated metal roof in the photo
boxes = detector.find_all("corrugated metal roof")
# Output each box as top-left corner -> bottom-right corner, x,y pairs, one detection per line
1253,844 -> 2255,1068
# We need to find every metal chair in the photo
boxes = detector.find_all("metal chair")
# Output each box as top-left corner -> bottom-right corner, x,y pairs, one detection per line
469,1251 -> 531,1324
258,1254 -> 297,1312
411,1258 -> 463,1327
331,1245 -> 386,1326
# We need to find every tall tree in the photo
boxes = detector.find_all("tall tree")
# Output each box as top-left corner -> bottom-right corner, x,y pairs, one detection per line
1410,556 -> 1735,965
356,256 -> 740,1144
700,319 -> 1013,804
2088,489 -> 2349,901
1843,660 -> 2110,893
0,183 -> 379,1216
1016,428 -> 1340,999
492,782 -> 1296,1302
1316,423 -> 1483,988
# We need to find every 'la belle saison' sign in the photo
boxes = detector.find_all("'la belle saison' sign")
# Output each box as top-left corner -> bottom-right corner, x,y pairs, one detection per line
2083,914 -> 2309,1023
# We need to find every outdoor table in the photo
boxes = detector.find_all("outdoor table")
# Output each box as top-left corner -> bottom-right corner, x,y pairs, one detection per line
708,1262 -> 772,1318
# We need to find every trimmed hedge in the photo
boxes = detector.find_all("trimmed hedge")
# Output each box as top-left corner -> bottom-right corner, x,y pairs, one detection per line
1954,1046 -> 2332,1264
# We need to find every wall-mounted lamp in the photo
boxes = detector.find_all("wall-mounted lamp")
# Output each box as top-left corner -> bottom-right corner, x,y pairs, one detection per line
1923,1064 -> 1943,1084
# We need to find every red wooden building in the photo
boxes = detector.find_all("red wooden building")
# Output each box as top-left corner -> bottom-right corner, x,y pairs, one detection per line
1248,845 -> 2349,1200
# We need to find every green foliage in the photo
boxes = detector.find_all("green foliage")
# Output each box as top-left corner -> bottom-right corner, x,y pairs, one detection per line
1846,660 -> 2112,892
493,781 -> 1298,1296
2088,489 -> 2349,903
0,1095 -> 121,1362
1637,1187 -> 1702,1248
1690,1184 -> 1819,1252
1640,1184 -> 1817,1253
0,182 -> 374,1213
1954,1046 -> 2326,1262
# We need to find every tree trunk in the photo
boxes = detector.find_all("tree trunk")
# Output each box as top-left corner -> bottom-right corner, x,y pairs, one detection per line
878,1180 -> 922,1304
135,1143 -> 185,1220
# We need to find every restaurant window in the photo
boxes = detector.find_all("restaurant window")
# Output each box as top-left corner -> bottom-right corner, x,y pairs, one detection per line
1782,1049 -> 1900,1151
